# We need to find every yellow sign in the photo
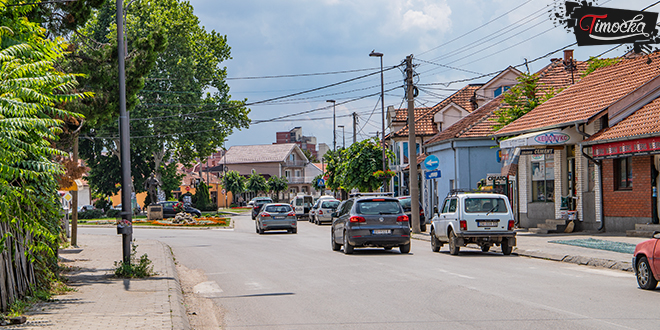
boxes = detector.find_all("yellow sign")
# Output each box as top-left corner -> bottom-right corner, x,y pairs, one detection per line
63,192 -> 72,202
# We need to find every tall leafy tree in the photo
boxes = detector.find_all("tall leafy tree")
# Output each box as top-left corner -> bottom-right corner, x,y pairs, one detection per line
494,73 -> 558,130
246,170 -> 268,195
322,149 -> 342,192
222,170 -> 245,203
340,138 -> 392,192
267,176 -> 288,201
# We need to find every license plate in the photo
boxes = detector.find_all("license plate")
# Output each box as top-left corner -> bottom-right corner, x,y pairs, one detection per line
477,221 -> 498,227
273,216 -> 284,220
372,229 -> 391,235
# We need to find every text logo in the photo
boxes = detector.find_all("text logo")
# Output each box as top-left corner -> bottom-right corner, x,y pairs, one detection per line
534,132 -> 570,145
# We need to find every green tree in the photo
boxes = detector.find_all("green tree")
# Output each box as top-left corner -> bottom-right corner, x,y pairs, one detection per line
267,175 -> 288,201
246,170 -> 268,195
494,73 -> 558,130
222,170 -> 245,203
312,173 -> 325,191
302,149 -> 318,163
340,138 -> 392,192
322,149 -> 342,192
194,181 -> 212,210
581,56 -> 620,77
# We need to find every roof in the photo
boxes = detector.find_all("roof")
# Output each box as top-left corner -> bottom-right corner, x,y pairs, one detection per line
424,59 -> 590,146
584,96 -> 660,144
219,143 -> 303,164
496,52 -> 660,136
389,84 -> 482,138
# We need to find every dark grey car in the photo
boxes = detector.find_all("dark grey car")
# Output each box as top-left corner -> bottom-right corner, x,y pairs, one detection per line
331,196 -> 411,254
255,203 -> 297,234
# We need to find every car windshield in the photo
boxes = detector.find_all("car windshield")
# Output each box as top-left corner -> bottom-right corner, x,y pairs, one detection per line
264,205 -> 292,213
356,200 -> 401,215
464,198 -> 508,213
322,201 -> 340,209
256,199 -> 272,205
398,198 -> 411,208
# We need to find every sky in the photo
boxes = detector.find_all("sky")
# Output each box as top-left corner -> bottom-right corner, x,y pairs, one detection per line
186,0 -> 657,150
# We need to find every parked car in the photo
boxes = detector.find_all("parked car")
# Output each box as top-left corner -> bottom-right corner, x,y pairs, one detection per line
113,203 -> 142,215
157,201 -> 201,218
251,197 -> 274,220
314,199 -> 340,225
292,194 -> 314,220
78,205 -> 96,213
633,232 -> 660,289
429,192 -> 516,255
309,199 -> 321,222
331,194 -> 410,254
397,196 -> 427,232
255,203 -> 297,234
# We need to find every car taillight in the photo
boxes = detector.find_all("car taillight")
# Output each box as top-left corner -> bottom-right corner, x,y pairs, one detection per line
397,215 -> 409,222
419,208 -> 424,216
460,220 -> 467,231
261,212 -> 270,217
287,212 -> 296,217
349,216 -> 366,222
253,206 -> 259,210
318,210 -> 323,215
508,220 -> 514,231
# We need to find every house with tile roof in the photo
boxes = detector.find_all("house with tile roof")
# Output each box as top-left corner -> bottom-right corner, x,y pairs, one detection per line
421,52 -> 587,220
494,51 -> 660,232
207,143 -> 317,201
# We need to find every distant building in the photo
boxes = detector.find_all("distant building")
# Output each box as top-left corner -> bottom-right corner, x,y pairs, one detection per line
317,143 -> 330,160
275,127 -> 318,158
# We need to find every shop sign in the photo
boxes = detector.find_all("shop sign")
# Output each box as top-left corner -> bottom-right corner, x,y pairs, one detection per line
520,148 -> 555,155
559,2 -> 658,46
486,174 -> 507,186
534,132 -> 571,145
592,136 -> 660,158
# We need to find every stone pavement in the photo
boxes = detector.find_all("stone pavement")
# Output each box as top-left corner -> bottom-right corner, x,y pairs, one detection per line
7,234 -> 189,330
412,230 -> 649,272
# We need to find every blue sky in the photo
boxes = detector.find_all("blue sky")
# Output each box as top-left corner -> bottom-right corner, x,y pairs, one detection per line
187,0 -> 655,149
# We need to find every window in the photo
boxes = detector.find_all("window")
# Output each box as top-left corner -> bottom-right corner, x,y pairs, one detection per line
284,170 -> 291,178
464,198 -> 507,213
295,170 -> 301,177
531,154 -> 555,202
356,200 -> 402,215
402,142 -> 421,164
494,85 -> 511,97
289,154 -> 295,162
448,199 -> 457,212
615,157 -> 633,190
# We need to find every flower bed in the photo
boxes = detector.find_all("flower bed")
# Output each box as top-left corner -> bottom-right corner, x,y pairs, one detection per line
151,216 -> 229,227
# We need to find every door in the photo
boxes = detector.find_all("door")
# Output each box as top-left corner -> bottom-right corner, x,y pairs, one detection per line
438,198 -> 457,240
652,237 -> 660,277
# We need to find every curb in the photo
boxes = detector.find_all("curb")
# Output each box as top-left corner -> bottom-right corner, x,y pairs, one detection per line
411,234 -> 633,272
156,240 -> 192,330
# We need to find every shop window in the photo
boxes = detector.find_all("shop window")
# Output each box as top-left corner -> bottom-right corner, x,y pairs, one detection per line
531,154 -> 555,202
615,157 -> 633,190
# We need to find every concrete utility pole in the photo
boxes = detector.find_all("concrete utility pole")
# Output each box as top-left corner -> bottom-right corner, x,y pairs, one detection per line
352,112 -> 357,144
71,137 -> 78,247
117,0 -> 133,264
369,50 -> 388,192
406,55 -> 421,234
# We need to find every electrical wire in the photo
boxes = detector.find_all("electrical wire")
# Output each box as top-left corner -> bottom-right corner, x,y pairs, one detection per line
225,67 -> 381,80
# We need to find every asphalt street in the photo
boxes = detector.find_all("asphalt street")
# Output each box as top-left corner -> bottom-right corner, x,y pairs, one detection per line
82,214 -> 659,330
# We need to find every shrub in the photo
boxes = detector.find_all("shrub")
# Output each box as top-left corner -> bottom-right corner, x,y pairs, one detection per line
113,244 -> 155,278
78,209 -> 104,219
106,209 -> 121,218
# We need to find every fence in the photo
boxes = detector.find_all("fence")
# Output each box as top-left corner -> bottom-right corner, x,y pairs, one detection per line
0,221 -> 36,312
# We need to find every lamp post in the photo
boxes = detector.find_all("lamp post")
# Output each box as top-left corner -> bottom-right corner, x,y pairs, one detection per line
369,50 -> 387,192
338,125 -> 345,149
327,100 -> 336,151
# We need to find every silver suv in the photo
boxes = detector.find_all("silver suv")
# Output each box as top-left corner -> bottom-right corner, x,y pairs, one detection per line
430,192 -> 516,255
331,194 -> 411,254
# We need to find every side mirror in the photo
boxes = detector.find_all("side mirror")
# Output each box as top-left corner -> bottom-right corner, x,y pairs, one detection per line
653,231 -> 660,239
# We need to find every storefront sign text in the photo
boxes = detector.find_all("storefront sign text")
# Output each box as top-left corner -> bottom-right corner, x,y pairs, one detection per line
534,132 -> 571,145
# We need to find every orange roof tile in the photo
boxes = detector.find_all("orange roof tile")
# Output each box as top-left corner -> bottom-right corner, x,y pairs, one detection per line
585,96 -> 660,144
496,52 -> 660,136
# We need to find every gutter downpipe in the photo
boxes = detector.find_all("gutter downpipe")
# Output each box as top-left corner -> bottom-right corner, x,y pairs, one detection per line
452,141 -> 457,191
576,124 -> 605,232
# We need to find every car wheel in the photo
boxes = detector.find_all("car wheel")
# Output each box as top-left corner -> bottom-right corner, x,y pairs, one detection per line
430,229 -> 440,252
481,245 -> 491,253
343,231 -> 354,254
258,226 -> 264,235
637,256 -> 658,290
292,228 -> 297,234
331,229 -> 341,251
448,230 -> 460,255
255,224 -> 259,233
420,223 -> 427,232
501,239 -> 513,255
399,243 -> 411,254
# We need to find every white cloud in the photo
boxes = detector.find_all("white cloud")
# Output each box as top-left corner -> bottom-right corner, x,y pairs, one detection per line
400,1 -> 452,33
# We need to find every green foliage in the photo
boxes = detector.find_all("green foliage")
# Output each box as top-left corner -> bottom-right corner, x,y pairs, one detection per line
339,138 -> 393,192
113,244 -> 155,278
78,209 -> 104,219
193,181 -> 212,210
106,208 -> 120,218
494,73 -> 557,130
222,170 -> 245,200
93,198 -> 111,212
246,170 -> 268,194
322,149 -> 343,192
267,175 -> 288,201
159,162 -> 184,200
311,173 -> 324,191
581,56 -> 621,78
302,149 -> 318,163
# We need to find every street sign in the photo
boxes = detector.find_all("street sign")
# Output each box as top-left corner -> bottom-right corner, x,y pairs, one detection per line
425,169 -> 441,180
63,192 -> 73,202
423,155 -> 439,171
221,189 -> 226,195
317,178 -> 325,187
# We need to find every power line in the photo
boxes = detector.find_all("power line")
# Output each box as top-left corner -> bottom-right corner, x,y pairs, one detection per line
225,67 -> 382,80
4,0 -> 77,6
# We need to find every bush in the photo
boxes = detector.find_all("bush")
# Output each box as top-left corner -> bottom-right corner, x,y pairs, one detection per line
113,244 -> 155,278
106,209 -> 121,218
78,209 -> 104,219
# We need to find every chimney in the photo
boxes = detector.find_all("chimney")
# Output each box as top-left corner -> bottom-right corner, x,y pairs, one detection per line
564,49 -> 574,63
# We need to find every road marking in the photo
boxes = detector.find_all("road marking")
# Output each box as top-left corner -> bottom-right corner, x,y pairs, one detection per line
245,281 -> 264,290
563,267 -> 634,278
212,228 -> 234,231
193,281 -> 223,295
438,269 -> 475,280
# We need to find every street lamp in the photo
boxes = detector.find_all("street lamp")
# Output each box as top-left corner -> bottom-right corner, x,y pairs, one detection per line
369,50 -> 387,192
327,100 -> 336,151
338,125 -> 345,149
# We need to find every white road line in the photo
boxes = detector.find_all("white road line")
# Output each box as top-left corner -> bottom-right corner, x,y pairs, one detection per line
438,269 -> 476,280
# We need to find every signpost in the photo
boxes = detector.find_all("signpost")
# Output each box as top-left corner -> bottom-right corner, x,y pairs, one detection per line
423,155 -> 439,171
425,170 -> 441,180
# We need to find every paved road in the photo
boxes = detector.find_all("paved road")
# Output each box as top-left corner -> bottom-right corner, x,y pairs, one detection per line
82,214 -> 659,329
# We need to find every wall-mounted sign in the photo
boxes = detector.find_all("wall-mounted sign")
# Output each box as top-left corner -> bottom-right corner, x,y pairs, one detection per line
534,132 -> 571,145
486,174 -> 507,186
561,1 -> 658,46
520,148 -> 555,155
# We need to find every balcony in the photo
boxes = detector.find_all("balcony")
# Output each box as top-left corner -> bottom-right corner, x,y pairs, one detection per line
287,177 -> 307,184
283,160 -> 308,168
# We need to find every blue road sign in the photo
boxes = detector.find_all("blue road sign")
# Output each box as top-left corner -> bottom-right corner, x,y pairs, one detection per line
425,169 -> 441,180
317,178 -> 325,187
423,155 -> 440,171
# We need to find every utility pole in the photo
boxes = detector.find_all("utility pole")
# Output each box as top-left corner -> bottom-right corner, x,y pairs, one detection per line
352,112 -> 357,144
117,0 -> 133,264
406,55 -> 421,234
71,136 -> 78,247
327,100 -> 336,151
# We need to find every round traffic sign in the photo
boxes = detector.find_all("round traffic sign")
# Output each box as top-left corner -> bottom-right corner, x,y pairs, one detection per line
423,155 -> 440,171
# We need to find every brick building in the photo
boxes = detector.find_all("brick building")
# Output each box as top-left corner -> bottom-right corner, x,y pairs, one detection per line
275,127 -> 318,158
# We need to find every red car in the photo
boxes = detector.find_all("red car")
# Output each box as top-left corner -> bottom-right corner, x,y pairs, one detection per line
633,232 -> 660,290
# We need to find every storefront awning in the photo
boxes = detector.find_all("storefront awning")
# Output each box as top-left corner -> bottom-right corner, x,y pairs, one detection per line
592,136 -> 660,159
499,128 -> 581,149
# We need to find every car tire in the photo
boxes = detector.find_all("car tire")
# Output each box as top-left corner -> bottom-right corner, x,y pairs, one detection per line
637,256 -> 658,290
501,239 -> 513,255
448,230 -> 460,255
481,245 -> 491,253
399,243 -> 410,254
255,225 -> 259,233
343,231 -> 354,254
258,227 -> 264,235
430,229 -> 441,252
292,228 -> 297,234
331,229 -> 341,251
420,223 -> 427,232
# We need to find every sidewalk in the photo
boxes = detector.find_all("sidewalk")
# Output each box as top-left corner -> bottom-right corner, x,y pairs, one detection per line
412,230 -> 648,272
11,234 -> 189,330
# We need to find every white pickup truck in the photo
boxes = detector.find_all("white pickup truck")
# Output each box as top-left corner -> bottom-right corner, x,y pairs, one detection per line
429,192 -> 516,255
